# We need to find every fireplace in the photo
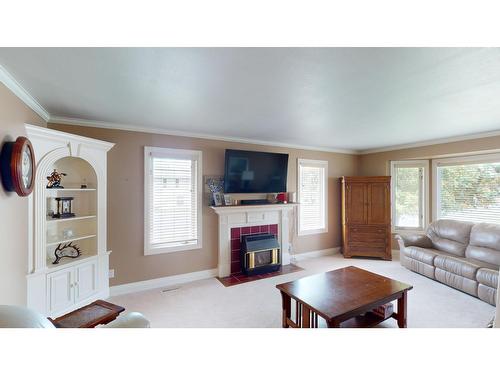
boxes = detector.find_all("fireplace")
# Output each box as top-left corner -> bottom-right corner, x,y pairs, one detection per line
241,233 -> 281,276
211,204 -> 296,277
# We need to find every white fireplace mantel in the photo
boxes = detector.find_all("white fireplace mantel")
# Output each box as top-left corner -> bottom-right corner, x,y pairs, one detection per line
211,203 -> 298,277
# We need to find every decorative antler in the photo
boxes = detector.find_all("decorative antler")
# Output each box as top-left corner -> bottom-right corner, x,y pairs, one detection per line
52,241 -> 81,264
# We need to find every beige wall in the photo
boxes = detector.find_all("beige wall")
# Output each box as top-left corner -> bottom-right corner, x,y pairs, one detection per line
359,136 -> 500,176
0,83 -> 46,305
359,135 -> 500,249
48,123 -> 359,286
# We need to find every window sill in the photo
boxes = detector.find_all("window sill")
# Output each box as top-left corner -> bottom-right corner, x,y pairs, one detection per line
145,243 -> 201,256
391,228 -> 425,235
298,228 -> 328,237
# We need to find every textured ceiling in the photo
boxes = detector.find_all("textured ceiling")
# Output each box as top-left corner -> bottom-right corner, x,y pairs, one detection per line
1,47 -> 500,152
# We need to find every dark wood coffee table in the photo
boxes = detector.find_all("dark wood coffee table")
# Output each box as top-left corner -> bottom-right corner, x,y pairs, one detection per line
48,300 -> 125,328
276,266 -> 413,328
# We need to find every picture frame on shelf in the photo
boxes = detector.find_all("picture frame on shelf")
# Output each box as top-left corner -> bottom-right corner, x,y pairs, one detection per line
223,195 -> 232,206
213,192 -> 223,206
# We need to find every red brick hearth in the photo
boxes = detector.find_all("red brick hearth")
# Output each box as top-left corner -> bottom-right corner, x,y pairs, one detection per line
217,263 -> 303,287
230,224 -> 278,275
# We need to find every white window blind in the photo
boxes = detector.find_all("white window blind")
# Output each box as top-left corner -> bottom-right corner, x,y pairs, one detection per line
435,157 -> 500,224
144,147 -> 202,255
298,159 -> 328,236
390,160 -> 429,231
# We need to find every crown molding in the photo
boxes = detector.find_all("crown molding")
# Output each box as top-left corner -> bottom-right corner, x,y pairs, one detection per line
48,116 -> 360,155
3,63 -> 500,155
359,129 -> 500,155
49,116 -> 500,156
0,64 -> 50,122
25,123 -> 115,151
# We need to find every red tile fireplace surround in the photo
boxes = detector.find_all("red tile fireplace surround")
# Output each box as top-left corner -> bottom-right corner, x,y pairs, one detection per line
230,224 -> 279,275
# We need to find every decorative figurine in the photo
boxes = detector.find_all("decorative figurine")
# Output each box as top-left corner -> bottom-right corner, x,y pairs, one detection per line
62,228 -> 74,240
52,242 -> 81,264
52,197 -> 75,218
46,169 -> 67,188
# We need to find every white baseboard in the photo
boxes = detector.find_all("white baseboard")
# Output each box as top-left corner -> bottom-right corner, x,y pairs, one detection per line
110,268 -> 218,297
293,247 -> 341,261
110,248 -> 339,296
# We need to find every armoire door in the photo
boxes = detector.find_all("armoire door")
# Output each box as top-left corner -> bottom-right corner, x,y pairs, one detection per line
346,183 -> 367,224
367,182 -> 390,225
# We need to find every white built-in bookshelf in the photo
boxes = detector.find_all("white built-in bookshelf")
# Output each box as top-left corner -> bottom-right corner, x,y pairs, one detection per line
45,157 -> 98,267
26,125 -> 114,318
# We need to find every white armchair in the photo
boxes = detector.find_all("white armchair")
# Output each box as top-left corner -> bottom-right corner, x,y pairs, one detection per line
0,305 -> 150,328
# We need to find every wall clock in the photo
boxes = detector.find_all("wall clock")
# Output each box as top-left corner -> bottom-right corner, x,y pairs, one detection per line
1,136 -> 36,197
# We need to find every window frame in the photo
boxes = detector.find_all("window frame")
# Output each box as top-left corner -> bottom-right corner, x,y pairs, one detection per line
432,152 -> 500,222
297,158 -> 328,236
144,146 -> 203,256
390,160 -> 429,233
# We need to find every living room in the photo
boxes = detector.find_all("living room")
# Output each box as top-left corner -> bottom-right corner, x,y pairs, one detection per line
1,1 -> 500,374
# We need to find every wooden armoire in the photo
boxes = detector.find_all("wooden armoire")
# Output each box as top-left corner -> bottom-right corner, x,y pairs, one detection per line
340,176 -> 392,260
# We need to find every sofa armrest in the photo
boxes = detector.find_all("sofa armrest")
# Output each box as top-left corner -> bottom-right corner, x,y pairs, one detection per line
395,233 -> 433,250
98,312 -> 150,328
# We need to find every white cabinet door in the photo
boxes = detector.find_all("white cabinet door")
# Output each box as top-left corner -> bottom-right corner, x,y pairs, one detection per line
48,268 -> 74,314
75,260 -> 97,303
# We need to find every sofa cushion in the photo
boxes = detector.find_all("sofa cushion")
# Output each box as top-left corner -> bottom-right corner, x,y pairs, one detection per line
435,268 -> 478,296
403,246 -> 441,266
465,222 -> 500,266
401,254 -> 435,279
478,284 -> 497,306
476,268 -> 499,289
434,254 -> 481,280
427,220 -> 474,257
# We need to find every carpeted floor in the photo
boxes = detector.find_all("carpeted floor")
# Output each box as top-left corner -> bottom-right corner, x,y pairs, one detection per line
108,251 -> 496,328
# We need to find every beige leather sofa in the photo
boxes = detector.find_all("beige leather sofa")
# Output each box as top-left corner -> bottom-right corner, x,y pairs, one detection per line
396,219 -> 500,306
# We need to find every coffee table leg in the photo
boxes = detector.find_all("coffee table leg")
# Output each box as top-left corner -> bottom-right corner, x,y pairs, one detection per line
302,305 -> 311,328
397,291 -> 408,328
327,319 -> 341,328
280,291 -> 291,328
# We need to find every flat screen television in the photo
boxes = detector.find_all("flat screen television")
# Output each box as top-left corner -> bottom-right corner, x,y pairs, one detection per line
224,149 -> 288,193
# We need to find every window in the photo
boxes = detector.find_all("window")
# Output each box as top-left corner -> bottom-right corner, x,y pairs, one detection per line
390,160 -> 429,231
144,147 -> 202,255
297,159 -> 328,236
433,154 -> 500,224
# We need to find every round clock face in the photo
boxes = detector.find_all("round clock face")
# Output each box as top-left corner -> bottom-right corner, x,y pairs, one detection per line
22,146 -> 33,189
0,136 -> 37,197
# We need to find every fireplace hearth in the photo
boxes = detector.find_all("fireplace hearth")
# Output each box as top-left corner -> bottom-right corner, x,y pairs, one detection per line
241,233 -> 281,276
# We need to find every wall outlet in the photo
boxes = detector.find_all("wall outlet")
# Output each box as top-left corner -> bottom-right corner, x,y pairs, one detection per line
109,269 -> 115,278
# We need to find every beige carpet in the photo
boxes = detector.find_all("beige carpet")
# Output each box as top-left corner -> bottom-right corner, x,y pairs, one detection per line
108,251 -> 496,328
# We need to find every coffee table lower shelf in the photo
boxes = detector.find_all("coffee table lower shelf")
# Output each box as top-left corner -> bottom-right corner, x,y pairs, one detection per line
340,311 -> 396,328
283,308 -> 395,328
